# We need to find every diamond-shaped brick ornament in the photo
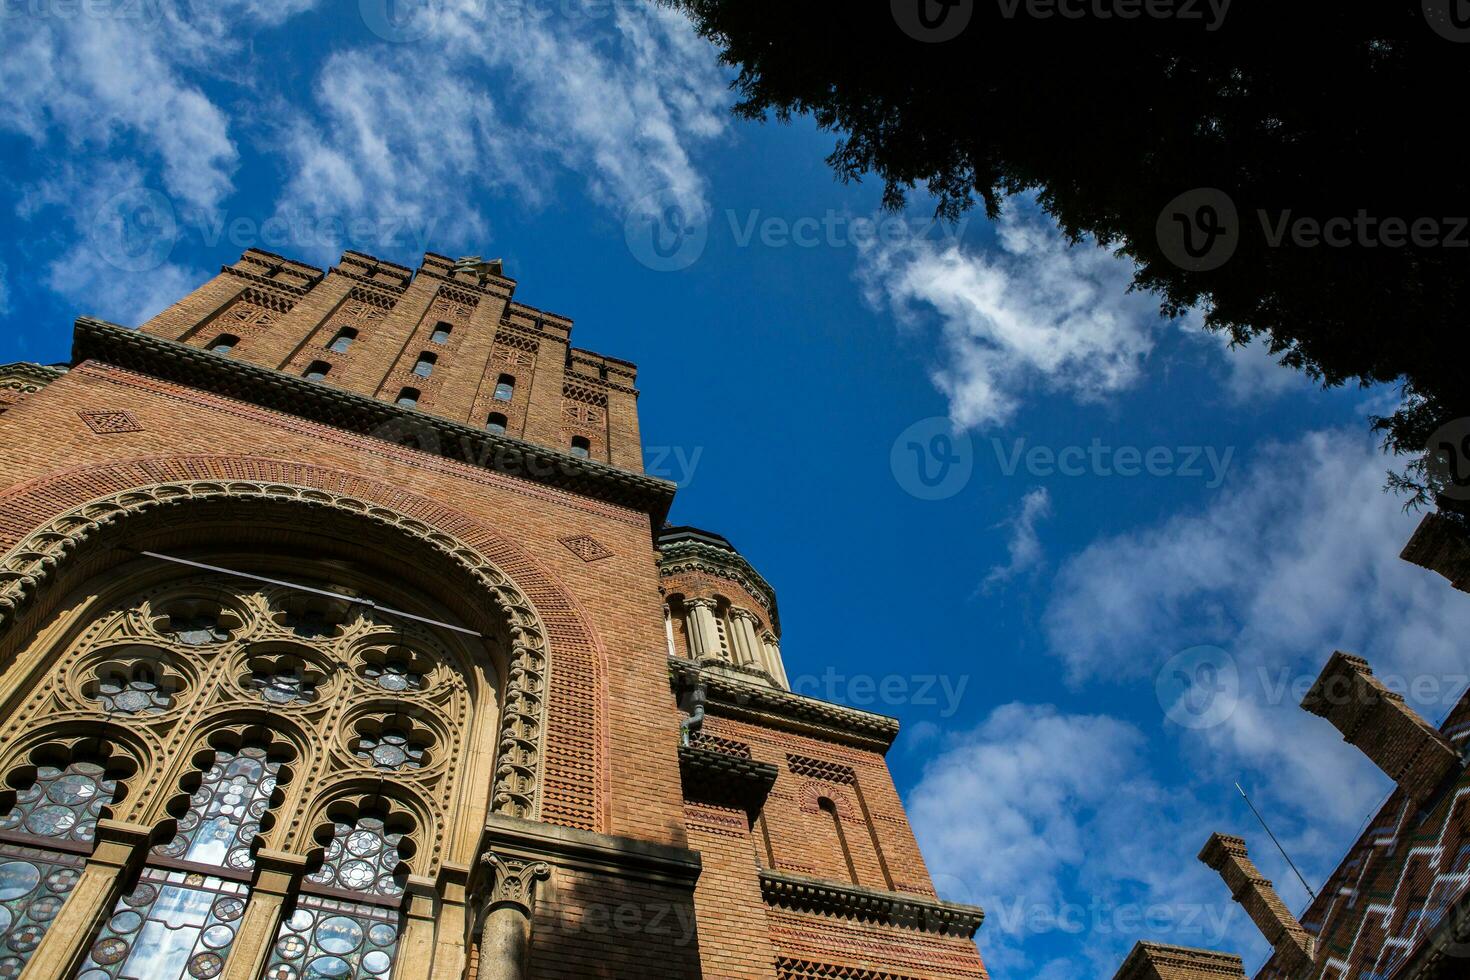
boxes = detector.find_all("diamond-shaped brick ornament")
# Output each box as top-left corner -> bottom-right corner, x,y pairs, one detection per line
560,535 -> 613,562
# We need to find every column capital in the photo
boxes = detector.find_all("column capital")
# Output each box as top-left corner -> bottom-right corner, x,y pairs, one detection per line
90,819 -> 154,869
479,851 -> 551,917
683,597 -> 718,611
728,607 -> 760,624
251,849 -> 312,897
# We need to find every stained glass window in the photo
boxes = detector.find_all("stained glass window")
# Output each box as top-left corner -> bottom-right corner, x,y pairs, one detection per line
246,666 -> 317,706
93,667 -> 173,715
0,761 -> 116,845
77,745 -> 278,980
353,731 -> 425,772
285,609 -> 335,640
0,759 -> 118,973
267,817 -> 405,980
265,899 -> 400,980
167,614 -> 231,646
76,869 -> 248,980
360,661 -> 423,694
151,747 -> 279,870
306,818 -> 406,898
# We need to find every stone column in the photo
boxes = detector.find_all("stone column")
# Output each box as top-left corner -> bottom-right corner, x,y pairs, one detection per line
683,599 -> 722,664
761,631 -> 790,690
1198,833 -> 1314,974
477,853 -> 550,980
429,862 -> 472,980
220,850 -> 311,980
728,609 -> 763,669
663,603 -> 677,660
21,819 -> 151,980
395,875 -> 440,980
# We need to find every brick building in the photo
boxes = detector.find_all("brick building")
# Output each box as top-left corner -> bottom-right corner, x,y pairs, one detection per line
0,249 -> 988,980
1112,511 -> 1470,980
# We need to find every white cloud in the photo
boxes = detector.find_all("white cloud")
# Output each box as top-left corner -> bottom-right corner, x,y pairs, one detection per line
983,487 -> 1052,590
1041,426 -> 1470,917
910,704 -> 1255,976
858,203 -> 1193,430
0,4 -> 315,212
273,1 -> 730,261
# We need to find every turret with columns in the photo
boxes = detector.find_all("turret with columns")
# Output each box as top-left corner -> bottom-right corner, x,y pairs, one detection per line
657,525 -> 789,690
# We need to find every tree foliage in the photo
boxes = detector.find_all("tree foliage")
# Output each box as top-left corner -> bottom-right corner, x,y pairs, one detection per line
665,0 -> 1470,505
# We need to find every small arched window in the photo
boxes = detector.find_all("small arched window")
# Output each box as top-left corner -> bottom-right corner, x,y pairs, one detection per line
493,374 -> 515,401
486,412 -> 508,435
430,322 -> 452,345
570,436 -> 591,459
412,353 -> 437,378
819,797 -> 859,885
328,327 -> 358,353
396,388 -> 420,409
210,334 -> 239,354
304,361 -> 331,381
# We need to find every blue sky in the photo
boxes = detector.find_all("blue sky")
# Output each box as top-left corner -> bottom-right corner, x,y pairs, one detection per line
4,2 -> 1469,977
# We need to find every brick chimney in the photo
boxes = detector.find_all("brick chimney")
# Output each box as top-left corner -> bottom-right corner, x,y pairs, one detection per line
1198,834 -> 1315,974
1112,941 -> 1246,980
1301,651 -> 1461,805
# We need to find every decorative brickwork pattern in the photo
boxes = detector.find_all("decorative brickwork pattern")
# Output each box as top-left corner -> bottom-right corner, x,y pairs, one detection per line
77,409 -> 143,434
788,754 -> 859,784
559,535 -> 614,563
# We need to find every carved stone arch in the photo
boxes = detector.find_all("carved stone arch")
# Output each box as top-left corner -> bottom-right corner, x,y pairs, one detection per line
147,713 -> 312,849
0,459 -> 613,833
0,721 -> 151,824
295,777 -> 441,880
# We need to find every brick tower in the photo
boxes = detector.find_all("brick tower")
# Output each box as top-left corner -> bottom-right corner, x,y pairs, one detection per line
0,248 -> 987,980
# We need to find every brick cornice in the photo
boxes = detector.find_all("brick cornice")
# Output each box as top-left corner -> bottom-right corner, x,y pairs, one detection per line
758,868 -> 984,938
670,659 -> 900,751
1113,942 -> 1245,980
70,317 -> 675,528
0,362 -> 66,391
678,744 -> 778,816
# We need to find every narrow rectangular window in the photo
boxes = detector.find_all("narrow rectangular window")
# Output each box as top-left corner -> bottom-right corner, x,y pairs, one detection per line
396,388 -> 420,408
329,328 -> 357,353
430,322 -> 452,345
413,353 -> 436,378
304,361 -> 331,381
494,374 -> 515,401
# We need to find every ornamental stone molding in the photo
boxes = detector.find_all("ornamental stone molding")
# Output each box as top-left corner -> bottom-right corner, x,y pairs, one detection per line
677,744 -> 778,818
0,479 -> 552,825
758,868 -> 985,939
70,317 -> 676,523
479,852 -> 551,916
658,537 -> 781,630
670,659 -> 900,752
0,361 -> 65,395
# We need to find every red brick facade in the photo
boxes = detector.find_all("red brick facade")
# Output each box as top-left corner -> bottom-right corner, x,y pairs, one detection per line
0,248 -> 988,979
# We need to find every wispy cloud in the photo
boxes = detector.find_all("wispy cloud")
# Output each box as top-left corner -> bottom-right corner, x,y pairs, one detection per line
272,1 -> 730,262
983,486 -> 1052,590
858,202 -> 1188,430
910,703 -> 1249,976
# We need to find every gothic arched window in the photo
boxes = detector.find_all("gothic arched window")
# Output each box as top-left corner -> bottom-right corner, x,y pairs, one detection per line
264,815 -> 407,979
74,746 -> 282,980
0,754 -> 124,974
